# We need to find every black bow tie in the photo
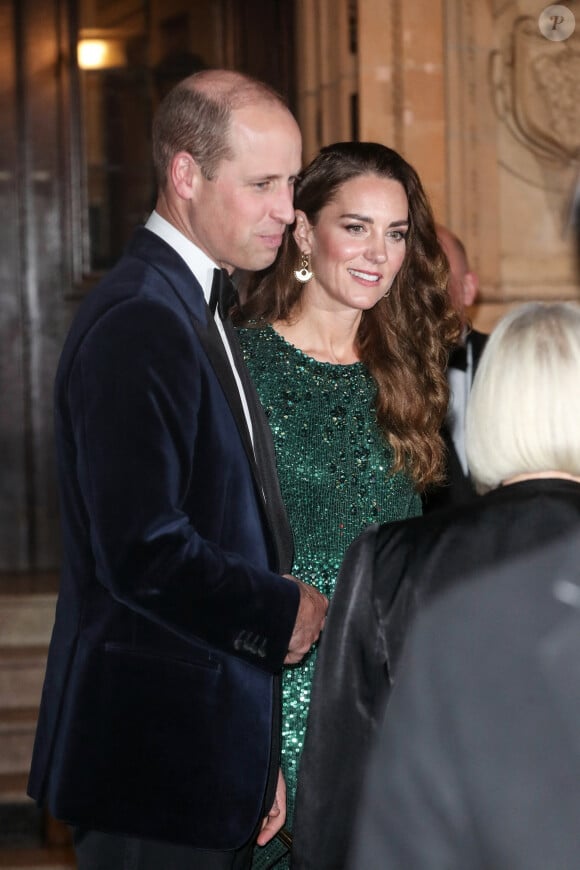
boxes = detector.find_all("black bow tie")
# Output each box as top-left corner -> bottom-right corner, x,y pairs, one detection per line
209,268 -> 239,320
448,344 -> 468,371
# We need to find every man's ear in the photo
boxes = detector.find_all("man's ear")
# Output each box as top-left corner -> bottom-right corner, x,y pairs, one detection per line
170,152 -> 199,201
293,209 -> 314,251
463,270 -> 479,307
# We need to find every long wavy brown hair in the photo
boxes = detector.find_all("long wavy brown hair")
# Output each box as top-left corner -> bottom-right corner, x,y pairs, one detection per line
236,142 -> 461,489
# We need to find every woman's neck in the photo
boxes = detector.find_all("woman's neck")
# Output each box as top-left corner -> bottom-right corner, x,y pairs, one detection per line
272,303 -> 362,365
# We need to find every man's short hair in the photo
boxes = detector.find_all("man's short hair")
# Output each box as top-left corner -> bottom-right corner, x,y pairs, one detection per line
152,70 -> 287,188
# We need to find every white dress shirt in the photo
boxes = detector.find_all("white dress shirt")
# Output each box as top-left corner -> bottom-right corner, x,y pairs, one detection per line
145,211 -> 253,445
446,338 -> 474,476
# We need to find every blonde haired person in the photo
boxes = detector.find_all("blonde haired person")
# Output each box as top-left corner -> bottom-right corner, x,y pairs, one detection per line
466,301 -> 580,492
293,301 -> 580,870
351,304 -> 580,870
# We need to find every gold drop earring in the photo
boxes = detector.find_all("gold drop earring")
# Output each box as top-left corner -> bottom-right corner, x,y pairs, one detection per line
294,251 -> 313,284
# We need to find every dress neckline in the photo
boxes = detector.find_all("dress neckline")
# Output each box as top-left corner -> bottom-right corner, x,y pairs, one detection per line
264,323 -> 364,370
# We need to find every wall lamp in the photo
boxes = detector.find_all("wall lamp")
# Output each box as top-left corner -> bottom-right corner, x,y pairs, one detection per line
77,30 -> 128,70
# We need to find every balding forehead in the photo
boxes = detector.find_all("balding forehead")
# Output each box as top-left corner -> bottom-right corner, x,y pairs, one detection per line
185,69 -> 286,112
438,227 -> 468,273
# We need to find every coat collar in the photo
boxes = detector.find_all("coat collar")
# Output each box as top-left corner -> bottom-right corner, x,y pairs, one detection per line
127,227 -> 209,324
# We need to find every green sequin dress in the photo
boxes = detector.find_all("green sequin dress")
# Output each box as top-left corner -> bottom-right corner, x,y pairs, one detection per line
238,324 -> 422,868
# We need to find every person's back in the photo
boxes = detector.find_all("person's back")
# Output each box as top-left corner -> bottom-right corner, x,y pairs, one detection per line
293,477 -> 580,870
350,528 -> 580,869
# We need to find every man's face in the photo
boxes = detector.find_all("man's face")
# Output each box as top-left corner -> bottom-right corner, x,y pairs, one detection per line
189,103 -> 302,273
439,232 -> 467,313
437,227 -> 478,324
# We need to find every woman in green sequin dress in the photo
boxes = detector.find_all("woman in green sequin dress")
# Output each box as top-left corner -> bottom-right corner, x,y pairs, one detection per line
235,143 -> 460,868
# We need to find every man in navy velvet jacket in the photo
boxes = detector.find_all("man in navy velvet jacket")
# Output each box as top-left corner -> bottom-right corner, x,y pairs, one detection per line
27,69 -> 327,870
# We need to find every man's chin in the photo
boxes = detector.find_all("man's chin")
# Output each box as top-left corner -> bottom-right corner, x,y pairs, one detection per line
246,250 -> 282,272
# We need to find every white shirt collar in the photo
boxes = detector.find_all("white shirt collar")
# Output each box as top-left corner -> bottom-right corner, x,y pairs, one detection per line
145,210 -> 217,304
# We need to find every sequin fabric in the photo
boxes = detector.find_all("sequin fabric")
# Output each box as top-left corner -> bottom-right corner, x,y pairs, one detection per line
238,324 -> 421,868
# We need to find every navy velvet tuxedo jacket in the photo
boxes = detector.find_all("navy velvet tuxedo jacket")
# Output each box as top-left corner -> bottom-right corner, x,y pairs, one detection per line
28,228 -> 299,850
293,477 -> 580,869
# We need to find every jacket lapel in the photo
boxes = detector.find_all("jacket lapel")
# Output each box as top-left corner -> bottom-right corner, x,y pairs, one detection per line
223,317 -> 294,574
127,227 -> 293,572
128,229 -> 256,465
192,310 -> 293,573
192,308 -> 256,464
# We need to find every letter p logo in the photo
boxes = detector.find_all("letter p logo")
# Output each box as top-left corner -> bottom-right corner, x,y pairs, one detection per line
539,5 -> 576,41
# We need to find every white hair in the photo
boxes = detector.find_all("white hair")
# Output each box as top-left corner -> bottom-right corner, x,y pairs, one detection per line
466,301 -> 580,492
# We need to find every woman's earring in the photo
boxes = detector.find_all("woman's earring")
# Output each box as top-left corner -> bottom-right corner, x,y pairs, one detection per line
294,252 -> 313,284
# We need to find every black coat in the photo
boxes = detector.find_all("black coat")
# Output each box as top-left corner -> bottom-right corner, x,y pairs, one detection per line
292,478 -> 580,869
351,527 -> 580,869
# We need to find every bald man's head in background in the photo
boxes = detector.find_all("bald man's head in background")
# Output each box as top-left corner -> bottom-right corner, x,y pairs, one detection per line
437,225 -> 479,329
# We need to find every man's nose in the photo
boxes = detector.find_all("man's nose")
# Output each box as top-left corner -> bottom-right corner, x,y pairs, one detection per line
271,185 -> 295,225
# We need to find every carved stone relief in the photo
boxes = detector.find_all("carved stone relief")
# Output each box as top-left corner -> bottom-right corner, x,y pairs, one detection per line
487,1 -> 579,300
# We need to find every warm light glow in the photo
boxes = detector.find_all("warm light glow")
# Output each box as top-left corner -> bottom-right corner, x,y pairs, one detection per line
78,39 -> 107,69
77,38 -> 126,70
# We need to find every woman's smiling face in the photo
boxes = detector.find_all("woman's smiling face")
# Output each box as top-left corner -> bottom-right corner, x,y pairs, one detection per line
295,173 -> 409,315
